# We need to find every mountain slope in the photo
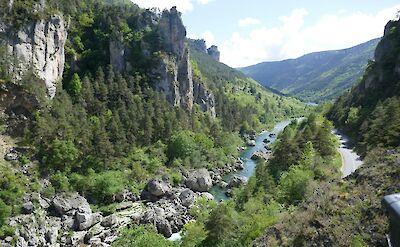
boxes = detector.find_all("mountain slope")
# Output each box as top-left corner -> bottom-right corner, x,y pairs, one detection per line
240,38 -> 380,102
252,19 -> 400,247
328,19 -> 400,153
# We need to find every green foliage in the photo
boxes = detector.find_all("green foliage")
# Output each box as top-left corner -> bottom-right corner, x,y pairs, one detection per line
66,73 -> 82,98
70,170 -> 126,203
113,225 -> 178,247
0,165 -> 27,225
278,165 -> 313,204
50,172 -> 71,192
41,139 -> 79,172
0,199 -> 11,226
0,225 -> 15,238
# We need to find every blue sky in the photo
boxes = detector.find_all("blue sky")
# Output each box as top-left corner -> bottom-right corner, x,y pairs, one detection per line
131,0 -> 400,67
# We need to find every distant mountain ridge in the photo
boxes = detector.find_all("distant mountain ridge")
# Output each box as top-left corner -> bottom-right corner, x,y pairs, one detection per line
240,38 -> 381,102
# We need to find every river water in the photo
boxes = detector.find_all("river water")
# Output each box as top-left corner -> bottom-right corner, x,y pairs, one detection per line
210,119 -> 294,201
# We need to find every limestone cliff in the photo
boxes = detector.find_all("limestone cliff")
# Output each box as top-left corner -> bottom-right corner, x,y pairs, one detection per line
0,15 -> 68,98
153,7 -> 216,116
207,45 -> 220,62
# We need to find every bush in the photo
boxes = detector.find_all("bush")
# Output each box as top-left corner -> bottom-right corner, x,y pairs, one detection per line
112,225 -> 178,247
50,172 -> 71,192
70,170 -> 126,203
0,199 -> 11,226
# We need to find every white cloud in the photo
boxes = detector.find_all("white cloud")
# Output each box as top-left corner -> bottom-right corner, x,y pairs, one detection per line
221,5 -> 400,68
197,0 -> 214,4
202,31 -> 216,46
238,17 -> 262,27
130,0 -> 214,13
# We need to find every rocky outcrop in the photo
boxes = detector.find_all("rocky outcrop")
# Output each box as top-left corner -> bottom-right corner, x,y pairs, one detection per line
153,7 -> 216,116
207,45 -> 220,62
0,15 -> 68,98
185,168 -> 213,192
228,175 -> 248,188
190,39 -> 207,53
159,7 -> 186,58
3,192 -> 144,247
193,78 -> 216,117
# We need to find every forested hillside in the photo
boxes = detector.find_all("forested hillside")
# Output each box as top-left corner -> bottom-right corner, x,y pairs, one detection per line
240,38 -> 380,103
0,0 -> 307,246
176,112 -> 341,247
252,18 -> 400,247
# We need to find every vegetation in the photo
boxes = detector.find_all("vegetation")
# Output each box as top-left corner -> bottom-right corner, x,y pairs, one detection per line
328,19 -> 400,154
240,38 -> 380,103
113,225 -> 178,247
179,113 -> 341,247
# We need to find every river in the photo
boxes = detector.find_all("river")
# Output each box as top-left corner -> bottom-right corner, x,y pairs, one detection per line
210,119 -> 294,201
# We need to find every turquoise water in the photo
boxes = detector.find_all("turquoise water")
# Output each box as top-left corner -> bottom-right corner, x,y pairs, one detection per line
210,119 -> 293,201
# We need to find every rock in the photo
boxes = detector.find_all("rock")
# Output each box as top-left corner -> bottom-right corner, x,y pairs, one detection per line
53,193 -> 91,215
247,140 -> 256,146
145,179 -> 171,197
45,227 -> 59,245
179,189 -> 195,207
251,151 -> 270,160
101,215 -> 118,228
185,169 -> 213,192
115,201 -> 133,211
207,45 -> 220,61
115,190 -> 136,202
5,236 -> 13,242
75,211 -> 102,231
218,181 -> 228,188
200,192 -> 214,200
159,7 -> 186,58
228,175 -> 248,188
22,202 -> 34,214
156,218 -> 173,238
4,151 -> 18,161
1,15 -> 67,98
191,39 -> 207,53
66,231 -> 86,246
152,7 -> 216,117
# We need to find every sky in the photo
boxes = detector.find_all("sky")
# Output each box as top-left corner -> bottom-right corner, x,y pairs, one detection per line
131,0 -> 400,67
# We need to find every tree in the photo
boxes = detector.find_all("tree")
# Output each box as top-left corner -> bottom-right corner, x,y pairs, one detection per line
204,203 -> 237,246
67,73 -> 82,98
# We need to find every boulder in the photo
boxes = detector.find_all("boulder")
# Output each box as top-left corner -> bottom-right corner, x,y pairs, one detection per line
145,179 -> 171,197
66,231 -> 87,246
101,215 -> 118,228
263,139 -> 270,144
156,218 -> 173,238
251,151 -> 270,160
246,140 -> 256,146
179,189 -> 195,207
185,169 -> 213,192
218,181 -> 228,188
4,148 -> 18,161
53,193 -> 91,215
200,192 -> 214,200
228,175 -> 248,188
22,202 -> 34,214
75,211 -> 102,231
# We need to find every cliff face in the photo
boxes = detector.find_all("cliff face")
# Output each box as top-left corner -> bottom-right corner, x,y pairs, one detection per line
153,7 -> 216,116
0,15 -> 68,98
207,45 -> 220,62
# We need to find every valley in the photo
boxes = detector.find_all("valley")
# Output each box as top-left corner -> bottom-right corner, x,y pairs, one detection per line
0,1 -> 399,247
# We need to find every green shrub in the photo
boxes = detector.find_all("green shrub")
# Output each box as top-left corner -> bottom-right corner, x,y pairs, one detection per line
113,225 -> 178,247
50,172 -> 71,192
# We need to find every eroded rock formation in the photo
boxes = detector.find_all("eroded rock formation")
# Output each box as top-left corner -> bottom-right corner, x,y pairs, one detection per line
0,15 -> 68,98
